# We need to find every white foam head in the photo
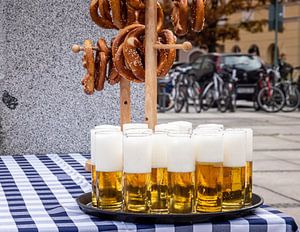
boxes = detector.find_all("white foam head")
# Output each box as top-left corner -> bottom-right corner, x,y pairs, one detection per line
94,130 -> 123,172
152,131 -> 168,168
95,125 -> 121,131
123,123 -> 148,132
168,121 -> 193,132
123,129 -> 152,173
91,125 -> 121,163
166,132 -> 195,172
192,131 -> 224,163
226,128 -> 253,161
154,124 -> 170,133
223,130 -> 246,167
196,124 -> 224,130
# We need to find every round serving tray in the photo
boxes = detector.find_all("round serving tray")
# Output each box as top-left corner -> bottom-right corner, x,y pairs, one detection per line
77,192 -> 263,224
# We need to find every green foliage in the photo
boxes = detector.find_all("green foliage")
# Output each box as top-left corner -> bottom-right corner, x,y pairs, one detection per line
162,0 -> 270,51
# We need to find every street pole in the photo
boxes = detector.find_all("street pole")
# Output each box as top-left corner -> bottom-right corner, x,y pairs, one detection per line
274,0 -> 279,67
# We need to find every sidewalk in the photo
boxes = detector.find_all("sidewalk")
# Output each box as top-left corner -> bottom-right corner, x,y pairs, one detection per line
158,108 -> 300,224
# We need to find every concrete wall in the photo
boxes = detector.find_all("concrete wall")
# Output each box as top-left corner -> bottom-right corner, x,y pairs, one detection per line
0,0 -> 144,155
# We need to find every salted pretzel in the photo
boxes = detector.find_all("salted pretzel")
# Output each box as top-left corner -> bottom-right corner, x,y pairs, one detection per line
123,26 -> 146,82
109,0 -> 126,29
191,0 -> 205,32
157,30 -> 177,77
89,0 -> 116,29
94,38 -> 111,91
81,40 -> 95,95
108,60 -> 121,85
171,0 -> 188,36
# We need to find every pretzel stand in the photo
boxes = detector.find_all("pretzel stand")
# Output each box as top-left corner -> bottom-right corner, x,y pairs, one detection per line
72,0 -> 192,171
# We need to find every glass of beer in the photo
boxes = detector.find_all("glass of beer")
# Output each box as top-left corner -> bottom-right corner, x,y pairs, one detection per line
123,128 -> 152,213
90,125 -> 121,207
94,129 -> 123,211
192,130 -> 224,212
166,129 -> 195,213
222,129 -> 246,211
151,124 -> 169,213
244,129 -> 253,205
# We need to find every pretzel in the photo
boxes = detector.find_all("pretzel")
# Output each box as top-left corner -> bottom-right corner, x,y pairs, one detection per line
123,26 -> 146,82
108,60 -> 121,85
157,30 -> 177,77
127,0 -> 145,10
94,38 -> 111,91
81,40 -> 95,95
99,0 -> 112,22
109,0 -> 126,29
89,0 -> 116,29
191,0 -> 205,32
171,0 -> 188,36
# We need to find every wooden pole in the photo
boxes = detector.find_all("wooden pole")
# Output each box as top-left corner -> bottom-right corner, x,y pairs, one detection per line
120,78 -> 131,128
144,0 -> 158,130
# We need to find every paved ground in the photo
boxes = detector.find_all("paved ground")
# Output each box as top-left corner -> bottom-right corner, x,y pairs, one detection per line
158,105 -> 300,225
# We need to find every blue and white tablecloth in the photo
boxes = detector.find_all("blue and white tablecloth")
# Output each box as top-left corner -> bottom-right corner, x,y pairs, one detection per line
0,153 -> 298,232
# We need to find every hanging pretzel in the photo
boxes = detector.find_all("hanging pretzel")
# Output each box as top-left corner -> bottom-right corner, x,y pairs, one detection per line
81,40 -> 95,95
98,0 -> 112,22
191,0 -> 205,32
171,0 -> 188,36
94,38 -> 111,91
157,30 -> 177,77
89,0 -> 116,29
127,0 -> 145,10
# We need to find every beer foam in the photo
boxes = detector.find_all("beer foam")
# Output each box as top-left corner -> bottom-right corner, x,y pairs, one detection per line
123,133 -> 152,173
168,121 -> 193,131
152,133 -> 168,168
196,124 -> 224,130
95,125 -> 121,131
90,129 -> 96,163
123,123 -> 148,131
192,132 -> 224,163
166,136 -> 195,172
94,131 -> 123,172
223,130 -> 246,167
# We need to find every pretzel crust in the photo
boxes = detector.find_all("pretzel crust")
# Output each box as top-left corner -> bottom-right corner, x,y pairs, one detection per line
89,0 -> 116,29
192,0 -> 205,32
171,0 -> 188,36
81,40 -> 95,95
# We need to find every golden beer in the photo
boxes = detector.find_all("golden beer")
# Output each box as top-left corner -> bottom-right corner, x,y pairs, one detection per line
124,173 -> 151,213
195,162 -> 223,212
168,172 -> 194,213
222,166 -> 245,211
97,171 -> 122,211
150,168 -> 168,213
245,161 -> 253,205
91,164 -> 97,207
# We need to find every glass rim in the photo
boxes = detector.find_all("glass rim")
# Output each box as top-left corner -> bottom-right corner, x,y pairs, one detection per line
192,130 -> 224,136
124,128 -> 153,137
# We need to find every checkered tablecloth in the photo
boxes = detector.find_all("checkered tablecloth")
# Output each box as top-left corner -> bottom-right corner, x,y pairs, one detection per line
0,153 -> 298,232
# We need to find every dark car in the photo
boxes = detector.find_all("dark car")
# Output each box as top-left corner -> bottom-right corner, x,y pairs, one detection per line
188,53 -> 266,101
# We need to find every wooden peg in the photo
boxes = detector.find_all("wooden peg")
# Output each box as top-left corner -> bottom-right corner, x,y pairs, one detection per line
154,41 -> 192,52
71,44 -> 99,53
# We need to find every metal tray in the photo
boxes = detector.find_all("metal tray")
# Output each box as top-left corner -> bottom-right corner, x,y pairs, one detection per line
77,192 -> 263,224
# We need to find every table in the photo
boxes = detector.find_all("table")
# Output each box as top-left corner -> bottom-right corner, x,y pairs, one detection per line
0,153 -> 298,232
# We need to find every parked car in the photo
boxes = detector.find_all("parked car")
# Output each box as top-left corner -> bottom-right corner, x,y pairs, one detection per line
187,53 -> 267,101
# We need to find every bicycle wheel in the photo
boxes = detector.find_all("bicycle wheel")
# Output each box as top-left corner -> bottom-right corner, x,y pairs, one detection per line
217,88 -> 230,113
174,86 -> 186,113
257,86 -> 285,112
191,82 -> 201,113
157,93 -> 174,112
282,86 -> 300,112
200,87 -> 214,111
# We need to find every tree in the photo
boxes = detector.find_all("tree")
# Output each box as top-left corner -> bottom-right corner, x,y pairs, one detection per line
162,0 -> 270,52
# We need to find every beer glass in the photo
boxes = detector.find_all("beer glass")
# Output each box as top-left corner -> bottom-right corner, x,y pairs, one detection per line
167,129 -> 195,213
151,124 -> 169,213
94,129 -> 123,211
192,130 -> 224,212
90,125 -> 121,207
222,129 -> 246,211
123,128 -> 152,213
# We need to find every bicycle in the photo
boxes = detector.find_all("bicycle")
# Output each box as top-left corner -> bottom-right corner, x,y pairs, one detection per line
276,80 -> 300,112
255,68 -> 285,113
